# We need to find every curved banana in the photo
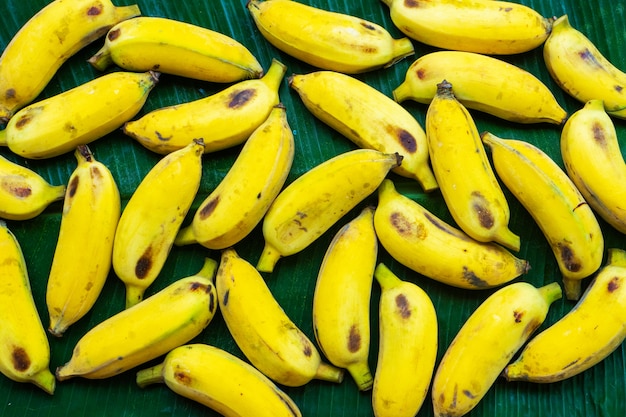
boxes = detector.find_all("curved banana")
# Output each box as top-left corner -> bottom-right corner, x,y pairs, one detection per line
88,16 -> 263,82
393,51 -> 567,125
216,248 -> 345,387
0,71 -> 159,159
46,145 -> 121,337
247,0 -> 414,73
372,263 -> 437,417
136,344 -> 302,417
374,179 -> 530,289
55,259 -> 218,381
113,139 -> 204,308
426,80 -> 520,251
288,71 -> 438,192
123,59 -> 286,155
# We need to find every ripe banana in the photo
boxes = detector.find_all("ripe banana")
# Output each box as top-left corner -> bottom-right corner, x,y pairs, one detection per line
123,58 -> 286,155
113,139 -> 204,308
0,71 -> 159,159
481,132 -> 604,300
432,281 -> 562,417
247,0 -> 414,73
256,148 -> 401,273
380,0 -> 551,55
0,220 -> 55,394
425,80 -> 520,251
136,344 -> 302,417
88,16 -> 263,82
288,70 -> 438,192
55,259 -> 218,381
46,145 -> 121,337
0,0 -> 141,123
393,50 -> 567,125
372,263 -> 437,417
216,248 -> 345,387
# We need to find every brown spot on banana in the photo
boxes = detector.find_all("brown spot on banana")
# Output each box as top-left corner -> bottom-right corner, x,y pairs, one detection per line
68,176 -> 79,198
208,290 -> 216,313
462,267 -> 489,288
471,191 -> 494,229
199,196 -> 219,219
578,49 -> 603,68
11,346 -> 30,372
395,293 -> 411,318
513,310 -> 524,323
3,181 -> 31,198
348,325 -> 361,353
404,0 -> 419,7
135,247 -> 153,279
222,289 -> 229,306
87,5 -> 103,16
174,370 -> 192,385
463,389 -> 477,399
557,243 -> 582,272
608,276 -> 620,292
155,131 -> 172,142
228,89 -> 256,108
360,22 -> 376,31
5,88 -> 15,99
14,113 -> 33,129
416,68 -> 426,79
593,122 -> 606,145
107,28 -> 121,41
387,125 -> 417,153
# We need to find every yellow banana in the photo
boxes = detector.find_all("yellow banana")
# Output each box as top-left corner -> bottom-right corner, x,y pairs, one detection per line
393,50 -> 567,125
55,259 -> 218,381
136,344 -> 302,417
247,0 -> 414,73
482,132 -> 604,300
113,139 -> 204,308
46,145 -> 121,337
88,16 -> 263,82
0,71 -> 159,159
380,0 -> 551,55
174,104 -> 294,250
123,59 -> 286,155
374,179 -> 530,289
0,0 -> 141,123
372,263 -> 437,417
426,80 -> 520,251
288,71 -> 438,192
256,148 -> 401,273
216,248 -> 345,387
432,281 -> 562,417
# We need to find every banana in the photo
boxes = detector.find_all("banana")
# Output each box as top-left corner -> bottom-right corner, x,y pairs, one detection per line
425,80 -> 520,251
0,0 -> 141,123
312,206 -> 377,391
136,344 -> 302,417
481,132 -> 604,300
372,263 -> 437,417
432,281 -> 562,417
380,0 -> 551,55
216,248 -> 345,387
0,71 -> 159,159
247,0 -> 414,73
288,70 -> 438,192
374,179 -> 530,289
393,50 -> 567,125
503,248 -> 626,383
113,139 -> 204,308
46,145 -> 121,337
123,59 -> 286,155
256,148 -> 401,273
55,258 -> 218,381
88,16 -> 263,82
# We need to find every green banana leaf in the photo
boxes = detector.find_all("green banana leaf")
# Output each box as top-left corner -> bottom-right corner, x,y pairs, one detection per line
1,0 -> 625,415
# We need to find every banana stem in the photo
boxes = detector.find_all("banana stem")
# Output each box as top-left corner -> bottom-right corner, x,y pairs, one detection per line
256,243 -> 282,273
32,369 -> 56,395
136,363 -> 165,388
196,257 -> 219,282
537,282 -> 563,305
562,278 -> 582,301
314,362 -> 344,384
125,284 -> 146,309
347,362 -> 373,391
174,225 -> 198,246
261,59 -> 287,91
88,47 -> 114,72
373,263 -> 401,290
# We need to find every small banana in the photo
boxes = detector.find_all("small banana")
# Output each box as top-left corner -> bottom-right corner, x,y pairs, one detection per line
256,148 -> 401,273
123,59 -> 286,155
136,344 -> 302,417
374,179 -> 530,289
216,248 -> 345,387
432,281 -> 562,417
46,145 -> 121,337
55,259 -> 218,381
0,71 -> 159,159
426,80 -> 520,251
0,220 -> 55,394
247,0 -> 414,73
113,139 -> 204,308
393,50 -> 567,125
289,70 -> 438,192
372,263 -> 437,417
0,0 -> 141,123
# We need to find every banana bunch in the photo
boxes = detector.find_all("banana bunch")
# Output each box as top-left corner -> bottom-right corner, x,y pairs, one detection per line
289,70 -> 438,192
247,0 -> 414,73
0,0 -> 141,123
432,281 -> 562,417
122,59 -> 286,155
482,132 -> 604,300
55,259 -> 218,381
136,344 -> 302,417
